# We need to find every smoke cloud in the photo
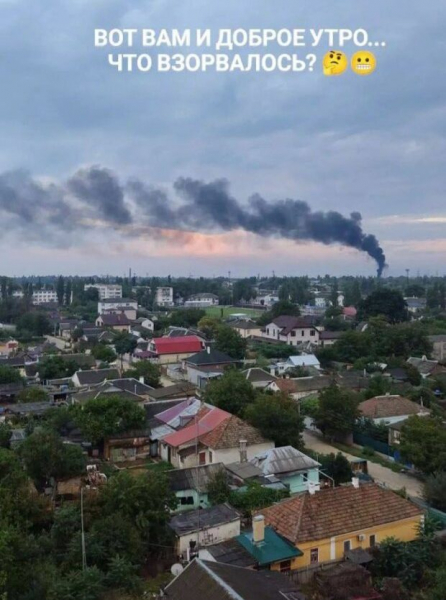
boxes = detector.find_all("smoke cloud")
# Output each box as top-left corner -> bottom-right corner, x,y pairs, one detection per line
0,165 -> 386,275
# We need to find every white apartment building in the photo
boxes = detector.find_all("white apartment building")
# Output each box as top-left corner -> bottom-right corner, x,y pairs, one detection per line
84,284 -> 122,300
98,298 -> 138,320
32,290 -> 58,305
155,287 -> 174,307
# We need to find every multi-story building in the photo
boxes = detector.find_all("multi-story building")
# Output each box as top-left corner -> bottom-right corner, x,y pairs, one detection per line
98,298 -> 138,320
32,290 -> 58,305
84,284 -> 122,300
262,315 -> 320,346
155,286 -> 174,307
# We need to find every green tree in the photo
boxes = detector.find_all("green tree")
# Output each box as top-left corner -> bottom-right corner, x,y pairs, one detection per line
170,308 -> 205,328
215,325 -> 246,359
257,301 -> 300,326
399,416 -> 446,474
204,370 -> 256,416
229,482 -> 289,516
318,452 -> 353,485
358,288 -> 409,323
0,423 -> 12,448
113,332 -> 137,357
72,396 -> 146,444
315,385 -> 360,441
197,316 -> 221,339
39,355 -> 80,380
207,469 -> 231,505
56,276 -> 65,305
17,312 -> 52,336
124,360 -> 161,387
245,393 -> 304,449
91,344 -> 117,363
0,365 -> 23,384
424,472 -> 446,511
19,430 -> 86,489
17,386 -> 50,403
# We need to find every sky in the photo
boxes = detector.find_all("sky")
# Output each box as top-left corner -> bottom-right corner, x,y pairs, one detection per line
0,0 -> 445,277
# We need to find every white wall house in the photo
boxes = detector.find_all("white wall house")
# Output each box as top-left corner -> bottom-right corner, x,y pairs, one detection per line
84,284 -> 122,300
98,298 -> 138,320
263,316 -> 320,346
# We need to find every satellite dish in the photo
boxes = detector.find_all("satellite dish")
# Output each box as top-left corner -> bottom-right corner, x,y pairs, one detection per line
171,563 -> 184,577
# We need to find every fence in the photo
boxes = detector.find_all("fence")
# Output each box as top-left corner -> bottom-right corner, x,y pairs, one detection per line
353,432 -> 392,457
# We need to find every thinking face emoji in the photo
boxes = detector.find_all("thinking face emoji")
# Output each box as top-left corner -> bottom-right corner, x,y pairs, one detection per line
323,50 -> 348,76
351,51 -> 376,75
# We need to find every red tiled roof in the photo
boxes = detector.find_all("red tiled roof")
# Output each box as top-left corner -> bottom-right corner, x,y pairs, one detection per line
200,414 -> 268,449
260,483 -> 423,545
359,395 -> 428,419
152,336 -> 204,355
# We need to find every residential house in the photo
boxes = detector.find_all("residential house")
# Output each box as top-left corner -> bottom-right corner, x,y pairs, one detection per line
149,336 -> 205,365
358,394 -> 430,425
229,320 -> 263,339
184,293 -> 220,308
387,419 -> 408,447
224,461 -> 287,492
98,298 -> 138,320
72,378 -> 152,405
405,297 -> 427,314
243,367 -> 276,389
161,409 -> 273,469
407,356 -> 446,379
0,338 -> 19,356
249,446 -> 321,494
71,368 -> 120,388
319,331 -> 343,347
103,427 -> 152,462
429,335 -> 446,362
168,463 -> 226,512
163,559 -> 305,600
284,354 -> 321,371
147,382 -> 197,402
169,503 -> 241,557
95,312 -> 130,331
260,481 -> 424,572
155,286 -> 174,307
84,283 -> 122,300
262,316 -> 320,346
267,376 -> 332,402
184,348 -> 239,386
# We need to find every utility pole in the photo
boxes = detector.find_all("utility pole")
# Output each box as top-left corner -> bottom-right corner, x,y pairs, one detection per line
406,268 -> 410,283
81,487 -> 87,571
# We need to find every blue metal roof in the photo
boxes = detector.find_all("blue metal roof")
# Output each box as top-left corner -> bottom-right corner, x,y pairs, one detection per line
236,526 -> 302,567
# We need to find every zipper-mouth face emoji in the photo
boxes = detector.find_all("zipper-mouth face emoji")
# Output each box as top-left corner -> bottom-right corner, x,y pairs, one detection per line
351,51 -> 377,75
323,51 -> 348,76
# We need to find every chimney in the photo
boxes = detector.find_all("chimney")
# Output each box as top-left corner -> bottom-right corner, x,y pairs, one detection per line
239,439 -> 247,463
308,481 -> 317,495
206,346 -> 211,354
252,515 -> 265,544
352,477 -> 360,489
139,376 -> 145,384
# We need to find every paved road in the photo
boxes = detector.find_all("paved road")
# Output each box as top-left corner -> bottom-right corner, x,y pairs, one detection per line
303,429 -> 423,498
45,335 -> 71,351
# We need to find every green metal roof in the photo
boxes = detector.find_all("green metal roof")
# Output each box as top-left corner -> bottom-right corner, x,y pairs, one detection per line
236,526 -> 302,567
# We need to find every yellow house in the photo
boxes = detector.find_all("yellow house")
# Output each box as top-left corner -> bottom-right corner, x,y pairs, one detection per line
260,481 -> 424,573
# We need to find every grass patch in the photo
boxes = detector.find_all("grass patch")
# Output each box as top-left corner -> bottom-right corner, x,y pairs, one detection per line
205,306 -> 263,319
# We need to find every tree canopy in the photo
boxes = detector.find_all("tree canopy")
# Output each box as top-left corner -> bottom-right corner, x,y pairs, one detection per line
124,360 -> 161,388
214,325 -> 246,359
358,288 -> 409,323
314,385 -> 360,441
399,416 -> 446,474
203,369 -> 256,416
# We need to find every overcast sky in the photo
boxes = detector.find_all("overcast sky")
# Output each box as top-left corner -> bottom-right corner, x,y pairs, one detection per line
0,0 -> 445,277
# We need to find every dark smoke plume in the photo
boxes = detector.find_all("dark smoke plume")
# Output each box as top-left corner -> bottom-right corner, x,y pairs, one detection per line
0,166 -> 386,275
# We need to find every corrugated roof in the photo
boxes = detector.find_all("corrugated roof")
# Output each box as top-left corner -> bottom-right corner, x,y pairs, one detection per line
169,503 -> 240,536
168,463 -> 225,493
237,527 -> 302,566
152,336 -> 204,355
163,407 -> 230,448
250,446 -> 320,476
186,348 -> 238,366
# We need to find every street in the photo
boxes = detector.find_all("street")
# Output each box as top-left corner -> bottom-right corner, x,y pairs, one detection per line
303,429 -> 423,498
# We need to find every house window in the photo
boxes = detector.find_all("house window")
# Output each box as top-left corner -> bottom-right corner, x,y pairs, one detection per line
266,329 -> 269,335
310,548 -> 319,564
369,535 -> 376,547
343,540 -> 351,554
279,560 -> 291,572
291,331 -> 296,337
209,451 -> 213,463
301,330 -> 305,336
199,452 -> 206,465
180,496 -> 194,506
310,330 -> 315,336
